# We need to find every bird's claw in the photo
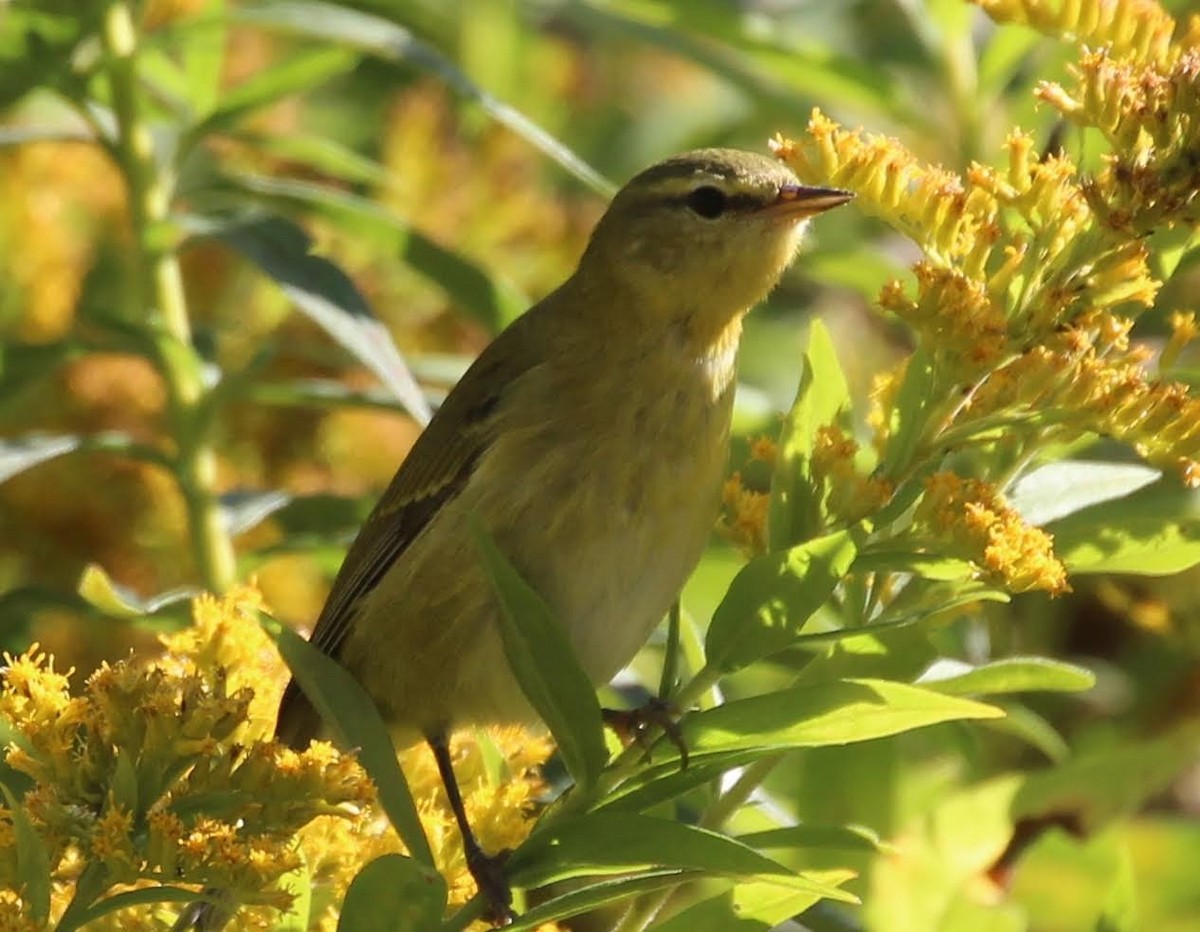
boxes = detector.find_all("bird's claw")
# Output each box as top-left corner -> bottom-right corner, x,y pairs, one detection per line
602,697 -> 689,769
467,846 -> 515,928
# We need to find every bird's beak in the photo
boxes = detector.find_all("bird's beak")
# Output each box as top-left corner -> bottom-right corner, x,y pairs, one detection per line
762,184 -> 854,218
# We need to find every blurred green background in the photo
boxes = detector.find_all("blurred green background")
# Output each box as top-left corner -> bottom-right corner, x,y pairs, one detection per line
3,1 -> 1200,929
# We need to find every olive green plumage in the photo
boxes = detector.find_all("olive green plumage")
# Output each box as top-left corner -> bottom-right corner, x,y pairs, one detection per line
275,148 -> 851,749
177,148 -> 850,931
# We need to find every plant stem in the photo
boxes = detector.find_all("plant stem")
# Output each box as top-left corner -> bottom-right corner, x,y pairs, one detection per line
100,0 -> 236,592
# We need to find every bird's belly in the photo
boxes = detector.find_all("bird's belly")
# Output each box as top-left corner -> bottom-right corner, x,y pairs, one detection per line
345,381 -> 733,734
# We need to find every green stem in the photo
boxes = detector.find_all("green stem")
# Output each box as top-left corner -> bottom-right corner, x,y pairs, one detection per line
658,600 -> 682,701
100,0 -> 236,592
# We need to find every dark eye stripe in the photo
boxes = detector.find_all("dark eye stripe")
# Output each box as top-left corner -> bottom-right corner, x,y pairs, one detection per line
670,192 -> 766,213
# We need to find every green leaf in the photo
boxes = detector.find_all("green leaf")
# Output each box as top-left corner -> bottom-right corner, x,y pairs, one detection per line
179,0 -> 228,118
234,132 -> 391,187
1048,478 -> 1200,575
509,813 -> 855,902
704,529 -> 858,673
504,871 -> 697,931
111,749 -> 139,816
1008,461 -> 1161,526
77,564 -> 143,619
878,347 -> 936,477
220,489 -> 292,537
852,549 -> 975,581
650,874 -> 854,930
0,10 -> 89,110
604,680 -> 1002,808
219,172 -> 529,332
1148,223 -> 1200,282
471,517 -> 608,790
0,340 -> 76,415
269,621 -> 434,867
229,1 -> 612,195
60,886 -> 205,927
189,46 -> 357,142
337,854 -> 446,932
917,657 -> 1095,696
563,2 -> 914,128
769,319 -> 851,549
1098,842 -> 1139,932
0,434 -> 81,484
195,213 -> 431,424
1,784 -> 51,924
980,702 -> 1070,762
738,824 -> 888,855
681,679 -> 1001,757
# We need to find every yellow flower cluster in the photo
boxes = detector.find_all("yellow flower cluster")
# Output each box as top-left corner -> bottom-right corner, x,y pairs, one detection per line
975,0 -> 1181,66
721,473 -> 771,558
719,436 -> 779,556
976,0 -> 1200,230
913,472 -> 1070,594
773,0 -> 1200,494
0,586 -> 556,930
1161,310 -> 1198,371
811,425 -> 895,524
775,117 -> 1159,373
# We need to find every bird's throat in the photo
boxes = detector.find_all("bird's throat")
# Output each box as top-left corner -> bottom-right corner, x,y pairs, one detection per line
689,314 -> 744,401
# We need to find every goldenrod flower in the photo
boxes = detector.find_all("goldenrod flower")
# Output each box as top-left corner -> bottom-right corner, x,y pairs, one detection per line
720,472 -> 771,557
1161,310 -> 1198,370
913,473 -> 1069,594
0,586 -> 554,929
974,0 -> 1181,67
811,425 -> 895,524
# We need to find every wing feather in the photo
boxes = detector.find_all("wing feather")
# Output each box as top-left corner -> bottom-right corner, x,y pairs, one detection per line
275,310 -> 546,747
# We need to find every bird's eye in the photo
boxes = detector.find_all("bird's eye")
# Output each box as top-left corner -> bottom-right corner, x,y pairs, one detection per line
684,185 -> 728,219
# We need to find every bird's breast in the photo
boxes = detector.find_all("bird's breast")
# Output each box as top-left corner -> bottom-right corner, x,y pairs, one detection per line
473,339 -> 738,686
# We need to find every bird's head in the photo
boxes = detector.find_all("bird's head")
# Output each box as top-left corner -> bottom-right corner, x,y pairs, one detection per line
577,149 -> 852,330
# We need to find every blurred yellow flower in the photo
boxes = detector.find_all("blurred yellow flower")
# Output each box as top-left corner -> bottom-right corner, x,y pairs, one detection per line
0,585 -> 555,929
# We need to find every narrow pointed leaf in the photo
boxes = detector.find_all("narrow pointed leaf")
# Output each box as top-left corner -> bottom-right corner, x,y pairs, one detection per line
509,813 -> 854,902
503,871 -> 695,931
191,46 -> 356,139
219,173 -> 528,331
917,657 -> 1095,696
769,319 -> 851,549
471,517 -> 608,790
1,784 -> 50,923
270,622 -> 433,866
705,529 -> 858,673
200,213 -> 431,424
651,873 -> 856,930
229,1 -> 611,194
604,679 -> 1002,809
337,854 -> 445,932
1008,461 -> 1161,526
1048,478 -> 1200,575
0,434 -> 81,484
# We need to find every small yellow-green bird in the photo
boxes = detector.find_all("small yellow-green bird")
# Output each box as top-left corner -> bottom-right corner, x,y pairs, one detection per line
186,148 -> 850,929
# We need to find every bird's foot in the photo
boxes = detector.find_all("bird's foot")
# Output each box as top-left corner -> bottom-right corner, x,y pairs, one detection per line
467,845 -> 515,928
602,697 -> 689,769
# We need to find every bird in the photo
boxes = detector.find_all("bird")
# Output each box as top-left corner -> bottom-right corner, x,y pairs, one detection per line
182,148 -> 851,929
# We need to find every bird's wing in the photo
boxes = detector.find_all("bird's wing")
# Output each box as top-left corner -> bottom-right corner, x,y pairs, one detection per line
275,310 -> 545,746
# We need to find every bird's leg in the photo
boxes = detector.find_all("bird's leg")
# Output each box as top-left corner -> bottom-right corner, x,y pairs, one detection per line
601,697 -> 689,769
426,729 -> 515,927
